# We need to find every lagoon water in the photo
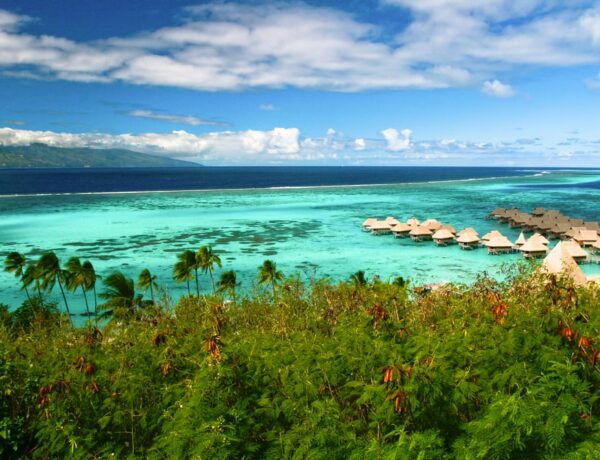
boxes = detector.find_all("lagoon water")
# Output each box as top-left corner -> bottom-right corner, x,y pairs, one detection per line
1,167 -> 600,314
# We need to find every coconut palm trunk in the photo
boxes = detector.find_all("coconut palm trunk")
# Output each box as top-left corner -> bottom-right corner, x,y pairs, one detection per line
194,268 -> 200,296
56,276 -> 72,325
80,285 -> 91,320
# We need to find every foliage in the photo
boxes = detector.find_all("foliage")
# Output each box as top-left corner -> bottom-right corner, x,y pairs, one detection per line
0,265 -> 599,459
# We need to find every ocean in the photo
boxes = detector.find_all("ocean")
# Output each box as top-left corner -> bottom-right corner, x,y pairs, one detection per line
1,166 -> 600,314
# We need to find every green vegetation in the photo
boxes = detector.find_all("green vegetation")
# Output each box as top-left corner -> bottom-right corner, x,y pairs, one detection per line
1,249 -> 600,458
0,144 -> 196,168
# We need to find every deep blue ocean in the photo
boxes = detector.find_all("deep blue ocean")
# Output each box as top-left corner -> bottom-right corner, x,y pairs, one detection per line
0,166 -> 534,195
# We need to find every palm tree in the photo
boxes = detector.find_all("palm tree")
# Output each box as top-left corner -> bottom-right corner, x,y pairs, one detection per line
65,257 -> 91,320
4,252 -> 32,303
197,245 -> 222,293
22,262 -> 44,303
138,268 -> 158,304
350,270 -> 368,288
218,270 -> 239,300
258,260 -> 284,297
99,271 -> 141,319
82,261 -> 98,318
37,252 -> 72,324
173,250 -> 196,296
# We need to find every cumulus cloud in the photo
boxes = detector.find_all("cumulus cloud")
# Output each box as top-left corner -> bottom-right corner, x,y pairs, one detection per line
481,79 -> 516,97
0,126 -> 300,163
381,128 -> 412,151
2,125 -> 599,166
354,138 -> 366,151
0,2 -> 600,92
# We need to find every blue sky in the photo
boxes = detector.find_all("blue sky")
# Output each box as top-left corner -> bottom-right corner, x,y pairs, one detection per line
1,0 -> 600,165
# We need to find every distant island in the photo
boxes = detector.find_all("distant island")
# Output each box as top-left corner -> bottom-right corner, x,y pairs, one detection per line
0,144 -> 198,168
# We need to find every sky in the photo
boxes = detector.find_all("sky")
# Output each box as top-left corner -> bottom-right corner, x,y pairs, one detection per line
1,0 -> 600,166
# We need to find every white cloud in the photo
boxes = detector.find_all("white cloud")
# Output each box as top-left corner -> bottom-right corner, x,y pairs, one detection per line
481,79 -> 516,97
0,126 -> 300,163
129,109 -> 224,126
0,3 -> 599,92
381,128 -> 412,151
354,138 -> 366,150
259,104 -> 276,111
2,125 -> 600,165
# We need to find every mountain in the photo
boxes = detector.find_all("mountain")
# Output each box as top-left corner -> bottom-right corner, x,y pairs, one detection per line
0,144 -> 198,168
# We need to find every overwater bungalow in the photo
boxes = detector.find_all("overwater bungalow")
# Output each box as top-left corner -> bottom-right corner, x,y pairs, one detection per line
529,233 -> 549,246
440,224 -> 457,234
519,239 -> 548,258
362,218 -> 377,231
409,225 -> 433,242
584,221 -> 600,232
510,212 -> 531,228
562,240 -> 588,262
569,218 -> 585,227
532,207 -> 545,216
565,226 -> 587,239
573,229 -> 598,247
432,228 -> 455,246
485,236 -> 514,255
370,221 -> 393,235
422,218 -> 442,231
538,219 -> 555,232
481,230 -> 503,242
548,223 -> 571,240
457,232 -> 480,250
541,242 -> 588,286
515,232 -> 526,247
457,227 -> 478,237
499,209 -> 519,223
406,217 -> 420,227
391,223 -> 412,238
490,208 -> 507,219
385,217 -> 401,227
523,216 -> 543,231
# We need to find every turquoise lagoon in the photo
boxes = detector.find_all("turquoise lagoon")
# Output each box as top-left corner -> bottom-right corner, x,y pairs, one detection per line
1,169 -> 600,314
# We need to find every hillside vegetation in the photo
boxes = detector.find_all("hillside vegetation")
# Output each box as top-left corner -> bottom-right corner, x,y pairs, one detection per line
1,257 -> 599,458
0,144 -> 195,168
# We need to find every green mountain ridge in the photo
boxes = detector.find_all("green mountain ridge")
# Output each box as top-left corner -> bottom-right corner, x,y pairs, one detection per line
0,143 -> 198,168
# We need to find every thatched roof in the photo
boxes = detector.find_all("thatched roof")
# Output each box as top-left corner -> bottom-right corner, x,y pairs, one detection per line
569,218 -> 584,226
386,218 -> 401,227
422,219 -> 442,231
562,240 -> 588,259
370,221 -> 392,231
532,207 -> 545,216
584,221 -> 600,231
406,217 -> 420,226
592,239 -> 600,250
490,208 -> 507,217
516,232 -> 526,246
513,213 -> 531,224
538,220 -> 555,230
409,225 -> 433,236
457,227 -> 478,237
482,230 -> 503,241
432,229 -> 454,240
441,224 -> 457,234
485,236 -> 514,248
541,242 -> 587,286
392,223 -> 412,233
457,233 -> 480,243
565,226 -> 587,238
529,233 -> 549,245
550,223 -> 571,234
574,229 -> 598,243
519,239 -> 548,254
362,218 -> 377,227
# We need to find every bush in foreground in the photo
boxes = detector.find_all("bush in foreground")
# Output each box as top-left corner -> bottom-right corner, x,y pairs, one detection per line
1,268 -> 599,458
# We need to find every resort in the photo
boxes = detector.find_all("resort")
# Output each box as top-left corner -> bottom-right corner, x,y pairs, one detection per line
362,206 -> 600,285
